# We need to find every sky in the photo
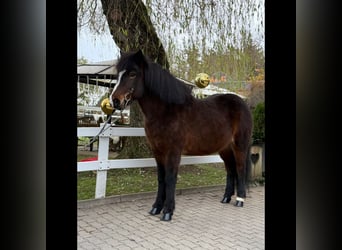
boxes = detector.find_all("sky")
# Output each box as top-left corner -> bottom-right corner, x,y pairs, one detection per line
77,0 -> 264,63
77,26 -> 120,63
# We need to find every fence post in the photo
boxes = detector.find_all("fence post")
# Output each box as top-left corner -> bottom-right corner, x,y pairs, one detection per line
95,134 -> 110,199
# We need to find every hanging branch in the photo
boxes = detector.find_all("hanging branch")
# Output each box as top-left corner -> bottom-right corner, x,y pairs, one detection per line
100,0 -> 170,69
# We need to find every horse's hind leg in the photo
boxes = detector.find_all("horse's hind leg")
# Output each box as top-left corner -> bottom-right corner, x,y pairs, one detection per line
219,147 -> 237,204
232,147 -> 249,207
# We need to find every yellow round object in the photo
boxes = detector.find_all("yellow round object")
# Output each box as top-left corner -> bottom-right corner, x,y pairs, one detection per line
101,98 -> 115,115
195,73 -> 210,88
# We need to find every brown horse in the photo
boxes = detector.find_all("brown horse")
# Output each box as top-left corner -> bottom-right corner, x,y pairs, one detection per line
110,50 -> 253,221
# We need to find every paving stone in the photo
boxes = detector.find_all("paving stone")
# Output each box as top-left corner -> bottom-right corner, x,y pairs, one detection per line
78,185 -> 265,249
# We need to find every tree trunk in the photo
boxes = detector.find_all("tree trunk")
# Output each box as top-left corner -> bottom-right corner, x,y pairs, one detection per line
116,101 -> 153,159
101,0 -> 169,158
100,0 -> 169,68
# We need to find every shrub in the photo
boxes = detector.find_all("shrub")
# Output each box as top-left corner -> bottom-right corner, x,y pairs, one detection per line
252,102 -> 265,144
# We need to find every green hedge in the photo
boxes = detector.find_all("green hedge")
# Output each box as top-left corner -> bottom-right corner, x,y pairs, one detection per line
252,102 -> 265,144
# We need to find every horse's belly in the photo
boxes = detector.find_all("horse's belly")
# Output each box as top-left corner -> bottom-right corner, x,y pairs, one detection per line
182,133 -> 230,155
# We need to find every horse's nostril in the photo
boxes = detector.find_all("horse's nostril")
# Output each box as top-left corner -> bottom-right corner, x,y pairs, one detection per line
113,99 -> 121,109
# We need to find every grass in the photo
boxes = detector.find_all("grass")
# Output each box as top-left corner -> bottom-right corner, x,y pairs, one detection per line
77,163 -> 226,200
77,149 -> 266,201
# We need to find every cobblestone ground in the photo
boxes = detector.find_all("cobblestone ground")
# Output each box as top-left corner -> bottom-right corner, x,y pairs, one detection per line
78,185 -> 264,250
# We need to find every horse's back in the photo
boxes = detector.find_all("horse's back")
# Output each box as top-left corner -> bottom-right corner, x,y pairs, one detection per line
180,93 -> 252,155
209,93 -> 249,111
213,93 -> 253,140
195,93 -> 251,124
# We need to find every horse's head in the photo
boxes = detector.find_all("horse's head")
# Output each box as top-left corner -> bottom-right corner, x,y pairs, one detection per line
110,50 -> 147,110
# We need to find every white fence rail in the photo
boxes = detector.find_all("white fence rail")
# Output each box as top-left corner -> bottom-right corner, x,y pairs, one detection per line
77,125 -> 223,199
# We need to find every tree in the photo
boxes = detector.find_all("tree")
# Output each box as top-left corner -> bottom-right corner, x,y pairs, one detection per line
77,0 -> 264,158
78,0 -> 264,70
100,0 -> 168,158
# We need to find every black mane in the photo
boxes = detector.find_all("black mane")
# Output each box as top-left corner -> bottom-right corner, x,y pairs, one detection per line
117,51 -> 193,105
144,62 -> 193,104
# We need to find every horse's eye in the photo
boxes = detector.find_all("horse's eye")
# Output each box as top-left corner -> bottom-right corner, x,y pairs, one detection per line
128,71 -> 137,78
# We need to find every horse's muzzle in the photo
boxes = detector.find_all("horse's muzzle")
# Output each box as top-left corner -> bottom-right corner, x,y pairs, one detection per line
113,98 -> 132,110
112,98 -> 122,110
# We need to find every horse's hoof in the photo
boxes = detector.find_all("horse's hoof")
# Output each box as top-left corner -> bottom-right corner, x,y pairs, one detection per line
221,197 -> 231,203
149,207 -> 162,215
235,201 -> 244,207
161,213 -> 172,221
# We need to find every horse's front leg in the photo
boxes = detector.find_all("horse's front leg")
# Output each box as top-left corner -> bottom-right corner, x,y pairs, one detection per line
162,165 -> 179,221
156,152 -> 180,221
149,163 -> 166,216
149,160 -> 179,221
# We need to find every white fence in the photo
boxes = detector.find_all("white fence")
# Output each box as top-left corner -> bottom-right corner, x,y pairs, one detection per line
77,125 -> 224,199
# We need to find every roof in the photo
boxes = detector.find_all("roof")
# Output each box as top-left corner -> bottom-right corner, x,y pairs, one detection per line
192,84 -> 246,99
77,60 -> 245,98
77,59 -> 197,89
77,60 -> 118,88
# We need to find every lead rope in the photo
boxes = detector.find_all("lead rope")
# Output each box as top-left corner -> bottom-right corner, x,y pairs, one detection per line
85,87 -> 134,149
84,115 -> 112,149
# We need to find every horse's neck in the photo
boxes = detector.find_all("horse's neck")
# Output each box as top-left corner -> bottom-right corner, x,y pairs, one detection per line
137,95 -> 168,119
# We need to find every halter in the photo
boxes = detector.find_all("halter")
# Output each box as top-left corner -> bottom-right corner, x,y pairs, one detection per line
120,87 -> 135,121
124,87 -> 134,103
122,87 -> 135,108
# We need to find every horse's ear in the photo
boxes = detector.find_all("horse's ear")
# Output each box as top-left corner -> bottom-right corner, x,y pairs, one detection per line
133,49 -> 147,67
134,49 -> 144,60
